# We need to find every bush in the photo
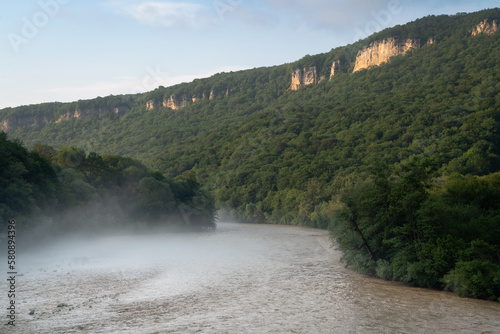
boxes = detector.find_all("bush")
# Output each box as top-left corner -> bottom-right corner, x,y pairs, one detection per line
443,260 -> 500,301
375,259 -> 393,280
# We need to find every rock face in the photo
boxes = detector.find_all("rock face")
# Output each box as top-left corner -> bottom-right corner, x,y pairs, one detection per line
145,88 -> 234,110
303,67 -> 318,86
1,116 -> 50,130
353,38 -> 420,73
290,67 -> 318,91
59,108 -> 110,120
472,19 -> 499,35
290,69 -> 302,91
179,95 -> 189,107
56,112 -> 73,123
53,109 -> 107,123
209,90 -> 217,100
330,60 -> 341,79
192,94 -> 202,103
164,96 -> 175,109
163,95 -> 190,110
146,100 -> 155,110
1,107 -> 119,131
1,120 -> 9,132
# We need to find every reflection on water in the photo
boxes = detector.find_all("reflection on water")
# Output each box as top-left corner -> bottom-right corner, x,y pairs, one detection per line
7,222 -> 500,333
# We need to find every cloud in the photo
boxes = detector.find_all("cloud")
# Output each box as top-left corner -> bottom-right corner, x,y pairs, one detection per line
105,0 -> 409,32
108,1 -> 212,28
260,0 -> 498,32
262,0 -> 394,27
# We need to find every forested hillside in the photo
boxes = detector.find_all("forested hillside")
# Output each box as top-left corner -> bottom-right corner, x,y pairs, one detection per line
1,9 -> 499,299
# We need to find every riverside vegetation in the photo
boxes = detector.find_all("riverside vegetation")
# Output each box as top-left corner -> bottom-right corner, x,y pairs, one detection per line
0,132 -> 216,236
1,9 -> 499,300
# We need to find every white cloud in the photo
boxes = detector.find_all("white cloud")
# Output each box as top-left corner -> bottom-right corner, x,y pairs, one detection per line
108,1 -> 211,28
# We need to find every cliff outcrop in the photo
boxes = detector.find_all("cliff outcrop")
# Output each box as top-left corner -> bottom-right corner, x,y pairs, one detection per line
56,112 -> 75,123
164,95 -> 190,110
472,19 -> 499,35
330,60 -> 342,79
55,108 -> 116,122
1,116 -> 51,130
192,94 -> 202,103
1,106 -> 125,132
146,100 -> 155,110
144,88 -> 236,110
353,38 -> 420,73
1,120 -> 9,132
209,90 -> 217,100
290,67 -> 318,91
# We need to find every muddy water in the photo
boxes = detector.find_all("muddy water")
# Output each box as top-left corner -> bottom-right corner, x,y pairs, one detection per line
6,222 -> 500,333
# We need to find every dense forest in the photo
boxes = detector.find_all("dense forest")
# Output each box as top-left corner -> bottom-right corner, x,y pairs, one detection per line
1,9 -> 499,300
0,132 -> 216,242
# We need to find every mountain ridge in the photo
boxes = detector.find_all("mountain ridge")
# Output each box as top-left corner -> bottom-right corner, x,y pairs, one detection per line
1,9 -> 498,130
1,9 -> 499,191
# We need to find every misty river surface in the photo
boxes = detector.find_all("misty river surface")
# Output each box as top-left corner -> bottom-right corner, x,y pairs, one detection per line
6,222 -> 500,333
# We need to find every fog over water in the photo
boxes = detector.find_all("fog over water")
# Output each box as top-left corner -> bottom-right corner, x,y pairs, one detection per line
4,222 -> 500,333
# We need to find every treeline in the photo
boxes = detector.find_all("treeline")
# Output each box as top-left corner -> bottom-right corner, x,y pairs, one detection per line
330,158 -> 500,301
0,132 -> 216,240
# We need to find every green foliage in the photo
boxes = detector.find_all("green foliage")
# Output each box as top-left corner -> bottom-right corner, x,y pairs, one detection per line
443,250 -> 500,301
413,235 -> 465,288
0,132 -> 57,226
330,165 -> 500,301
0,134 -> 216,235
442,240 -> 500,301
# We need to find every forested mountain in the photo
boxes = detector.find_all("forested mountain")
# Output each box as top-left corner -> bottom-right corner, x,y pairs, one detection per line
1,9 -> 499,300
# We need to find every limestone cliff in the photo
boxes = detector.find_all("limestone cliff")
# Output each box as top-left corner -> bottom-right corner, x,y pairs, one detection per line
1,120 -> 9,132
164,97 -> 175,109
303,67 -> 317,86
353,38 -> 420,73
192,94 -> 202,103
290,67 -> 318,91
472,19 -> 499,35
56,112 -> 73,123
145,88 -> 236,111
1,106 -> 125,132
1,116 -> 51,130
330,60 -> 341,79
146,100 -> 155,110
164,95 -> 190,110
83,108 -> 117,118
209,90 -> 217,100
290,69 -> 302,91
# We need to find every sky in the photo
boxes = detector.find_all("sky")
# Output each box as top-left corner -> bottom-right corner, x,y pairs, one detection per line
0,0 -> 498,109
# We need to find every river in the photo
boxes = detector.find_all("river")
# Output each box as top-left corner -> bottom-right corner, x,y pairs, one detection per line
6,222 -> 500,333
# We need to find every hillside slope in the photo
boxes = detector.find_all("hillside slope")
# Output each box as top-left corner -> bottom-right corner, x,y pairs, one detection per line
0,9 -> 499,226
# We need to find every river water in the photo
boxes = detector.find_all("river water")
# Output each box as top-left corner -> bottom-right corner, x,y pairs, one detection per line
5,222 -> 500,333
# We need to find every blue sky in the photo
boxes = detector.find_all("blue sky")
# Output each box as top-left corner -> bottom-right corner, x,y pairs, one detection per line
1,0 -> 498,108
